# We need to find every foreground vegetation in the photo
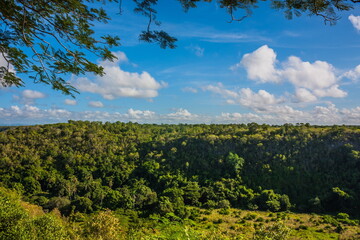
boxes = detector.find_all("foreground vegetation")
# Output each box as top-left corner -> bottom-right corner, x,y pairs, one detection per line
1,121 -> 360,238
1,186 -> 359,239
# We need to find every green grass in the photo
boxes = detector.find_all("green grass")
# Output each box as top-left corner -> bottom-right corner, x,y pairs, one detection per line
131,208 -> 360,240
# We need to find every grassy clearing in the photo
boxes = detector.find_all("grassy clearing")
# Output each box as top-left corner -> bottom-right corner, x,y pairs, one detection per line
133,208 -> 360,240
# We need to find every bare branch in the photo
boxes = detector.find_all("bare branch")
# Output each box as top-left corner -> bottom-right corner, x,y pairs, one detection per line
147,10 -> 153,32
227,6 -> 247,23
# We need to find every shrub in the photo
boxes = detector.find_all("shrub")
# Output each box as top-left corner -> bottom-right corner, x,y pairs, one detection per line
204,200 -> 217,209
217,199 -> 231,209
252,222 -> 291,240
298,225 -> 308,230
336,212 -> 349,220
219,208 -> 230,215
243,213 -> 257,220
213,218 -> 224,224
82,210 -> 123,240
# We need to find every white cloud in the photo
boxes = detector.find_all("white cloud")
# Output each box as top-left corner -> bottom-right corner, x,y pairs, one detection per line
282,56 -> 337,90
22,90 -> 46,99
203,83 -> 284,112
111,51 -> 128,63
273,105 -> 303,118
125,108 -> 156,119
166,108 -> 198,120
349,15 -> 360,31
312,85 -> 347,98
343,65 -> 360,81
64,99 -> 77,105
88,101 -> 104,108
237,45 -> 347,102
238,88 -> 284,111
237,45 -> 281,83
294,88 -> 318,102
48,109 -> 72,118
312,104 -> 342,124
340,106 -> 360,121
219,112 -> 265,123
72,52 -> 166,100
282,56 -> 347,100
13,89 -> 46,104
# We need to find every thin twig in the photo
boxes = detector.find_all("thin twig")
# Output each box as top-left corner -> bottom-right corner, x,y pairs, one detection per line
147,10 -> 153,32
227,6 -> 247,23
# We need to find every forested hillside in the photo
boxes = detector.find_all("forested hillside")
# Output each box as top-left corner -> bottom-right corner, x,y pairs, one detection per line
0,121 -> 359,219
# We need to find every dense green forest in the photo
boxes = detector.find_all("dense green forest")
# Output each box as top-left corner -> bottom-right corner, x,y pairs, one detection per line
0,121 -> 360,239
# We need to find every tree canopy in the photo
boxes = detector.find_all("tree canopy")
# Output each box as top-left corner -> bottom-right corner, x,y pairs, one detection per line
1,0 -> 359,95
1,121 -> 360,216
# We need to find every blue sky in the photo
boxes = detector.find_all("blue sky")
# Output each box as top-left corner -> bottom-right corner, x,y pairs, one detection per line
1,1 -> 360,125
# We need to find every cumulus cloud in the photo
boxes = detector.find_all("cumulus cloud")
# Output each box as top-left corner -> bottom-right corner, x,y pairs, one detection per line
349,15 -> 360,31
312,104 -> 342,124
343,65 -> 360,81
13,89 -> 46,104
294,88 -> 318,102
203,83 -> 284,112
64,99 -> 77,105
202,81 -> 343,121
281,56 -> 347,100
236,45 -> 281,83
282,56 -> 337,89
312,85 -> 347,98
72,52 -> 166,100
22,89 -> 46,99
238,88 -> 284,111
124,108 -> 156,120
88,101 -> 104,108
235,45 -> 347,103
166,108 -> 198,120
